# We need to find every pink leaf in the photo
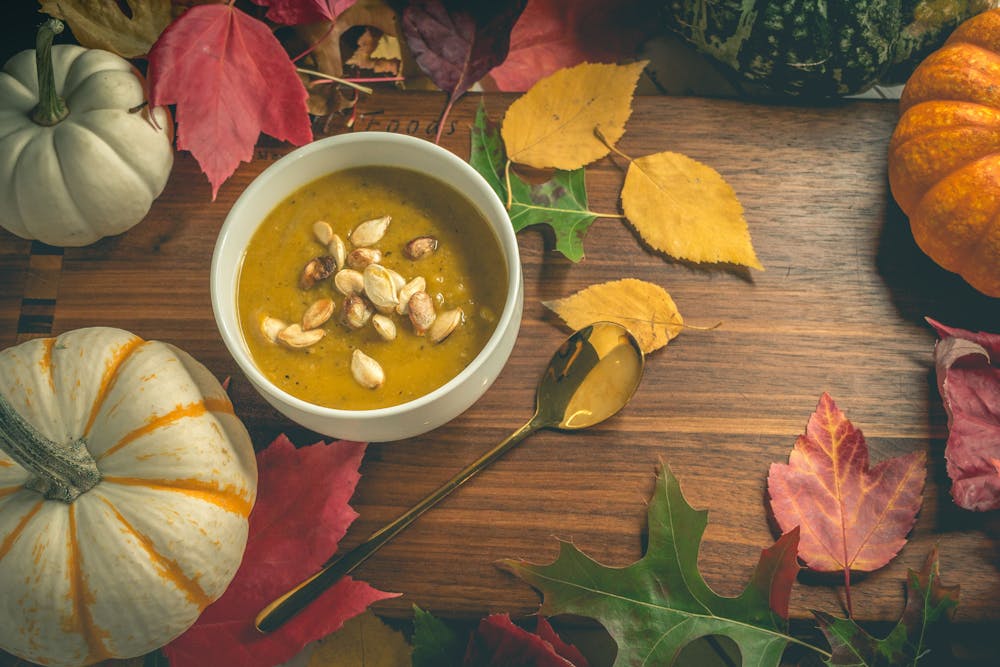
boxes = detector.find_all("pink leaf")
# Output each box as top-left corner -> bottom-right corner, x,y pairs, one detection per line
487,0 -> 657,91
148,4 -> 312,199
162,435 -> 399,667
929,317 -> 1000,511
251,0 -> 358,25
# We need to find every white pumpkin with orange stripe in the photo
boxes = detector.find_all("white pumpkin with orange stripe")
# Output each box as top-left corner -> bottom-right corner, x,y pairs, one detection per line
0,327 -> 257,666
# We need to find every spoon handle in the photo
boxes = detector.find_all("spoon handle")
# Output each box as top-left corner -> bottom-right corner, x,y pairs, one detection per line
254,417 -> 541,634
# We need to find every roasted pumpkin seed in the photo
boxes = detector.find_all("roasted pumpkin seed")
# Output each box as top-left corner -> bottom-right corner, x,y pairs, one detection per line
334,269 -> 365,296
428,307 -> 464,343
302,298 -> 335,330
351,349 -> 385,389
299,255 -> 337,289
350,215 -> 391,247
408,291 -> 436,335
404,236 -> 438,260
347,247 -> 381,270
278,323 -> 326,348
372,314 -> 397,341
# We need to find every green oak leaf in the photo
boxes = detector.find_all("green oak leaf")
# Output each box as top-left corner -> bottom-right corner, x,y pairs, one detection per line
470,100 -> 598,262
500,464 -> 804,667
411,605 -> 465,667
816,547 -> 960,666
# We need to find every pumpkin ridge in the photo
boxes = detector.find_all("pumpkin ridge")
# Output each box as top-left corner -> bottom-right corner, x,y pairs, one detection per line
67,503 -> 113,664
98,496 -> 214,610
0,499 -> 42,563
96,397 -> 236,462
83,336 -> 145,438
102,475 -> 253,517
910,152 -> 1000,216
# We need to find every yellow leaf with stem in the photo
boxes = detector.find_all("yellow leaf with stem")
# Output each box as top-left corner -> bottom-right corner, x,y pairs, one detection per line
543,279 -> 684,353
307,610 -> 411,667
501,61 -> 647,170
621,149 -> 764,270
40,0 -> 173,59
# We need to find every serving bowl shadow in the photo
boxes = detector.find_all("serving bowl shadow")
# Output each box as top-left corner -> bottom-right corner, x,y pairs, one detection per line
212,132 -> 523,442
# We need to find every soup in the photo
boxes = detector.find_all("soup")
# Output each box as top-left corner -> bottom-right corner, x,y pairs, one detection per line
236,166 -> 508,410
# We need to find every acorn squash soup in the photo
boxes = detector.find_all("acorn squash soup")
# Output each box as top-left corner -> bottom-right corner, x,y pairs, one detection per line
236,166 -> 508,410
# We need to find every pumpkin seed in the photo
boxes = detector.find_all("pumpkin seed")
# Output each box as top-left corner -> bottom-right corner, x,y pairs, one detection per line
407,290 -> 436,335
328,233 -> 347,271
260,316 -> 287,343
347,247 -> 381,270
313,220 -> 333,246
351,349 -> 385,389
334,268 -> 365,296
372,314 -> 397,341
363,264 -> 399,310
278,323 -> 326,348
350,215 -> 391,247
386,267 -> 406,292
299,255 -> 337,289
396,276 -> 426,315
341,294 -> 373,329
404,236 -> 438,260
302,298 -> 334,330
428,307 -> 464,344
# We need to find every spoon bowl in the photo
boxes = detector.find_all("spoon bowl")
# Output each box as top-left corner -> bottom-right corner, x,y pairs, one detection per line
255,322 -> 644,633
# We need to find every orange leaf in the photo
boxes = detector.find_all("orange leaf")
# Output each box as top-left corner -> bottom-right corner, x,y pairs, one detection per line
767,393 -> 926,574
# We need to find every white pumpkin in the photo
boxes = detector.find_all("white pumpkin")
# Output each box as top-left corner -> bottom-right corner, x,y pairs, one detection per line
0,20 -> 173,247
0,327 -> 257,666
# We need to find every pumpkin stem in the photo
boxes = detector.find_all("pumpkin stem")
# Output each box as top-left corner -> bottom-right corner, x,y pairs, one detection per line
30,18 -> 69,127
0,392 -> 101,503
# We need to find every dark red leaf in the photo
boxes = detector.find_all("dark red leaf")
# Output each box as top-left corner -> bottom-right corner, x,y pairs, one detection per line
250,0 -> 357,25
162,435 -> 398,667
463,614 -> 580,667
534,618 -> 589,667
401,0 -> 527,142
148,4 -> 312,198
930,317 -> 1000,511
487,0 -> 657,91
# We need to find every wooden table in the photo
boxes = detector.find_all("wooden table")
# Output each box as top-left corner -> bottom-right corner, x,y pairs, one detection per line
2,91 -> 999,662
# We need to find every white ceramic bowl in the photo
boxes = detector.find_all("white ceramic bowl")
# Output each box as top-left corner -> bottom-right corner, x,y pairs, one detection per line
212,132 -> 523,441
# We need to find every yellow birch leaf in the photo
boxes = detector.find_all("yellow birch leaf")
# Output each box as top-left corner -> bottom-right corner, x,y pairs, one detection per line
501,61 -> 647,170
40,0 -> 173,59
622,151 -> 764,270
543,278 -> 683,353
307,610 -> 411,667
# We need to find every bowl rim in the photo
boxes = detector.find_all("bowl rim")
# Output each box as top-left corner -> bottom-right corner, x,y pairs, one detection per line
211,131 -> 522,421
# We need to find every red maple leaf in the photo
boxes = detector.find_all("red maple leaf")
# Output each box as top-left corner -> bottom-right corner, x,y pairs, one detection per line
250,0 -> 358,25
767,394 -> 925,612
162,435 -> 398,667
929,318 -> 1000,511
148,4 -> 312,199
486,0 -> 658,91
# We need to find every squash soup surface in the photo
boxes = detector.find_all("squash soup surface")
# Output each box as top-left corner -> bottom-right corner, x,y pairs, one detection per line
237,166 -> 508,410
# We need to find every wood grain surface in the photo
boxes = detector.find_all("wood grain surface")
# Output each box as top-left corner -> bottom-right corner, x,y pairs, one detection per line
3,91 -> 1000,653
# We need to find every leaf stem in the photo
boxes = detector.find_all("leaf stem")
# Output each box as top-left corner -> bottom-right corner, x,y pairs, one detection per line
504,159 -> 513,210
594,126 -> 634,163
31,19 -> 69,127
435,95 -> 456,145
296,67 -> 374,95
292,21 -> 336,64
844,567 -> 854,618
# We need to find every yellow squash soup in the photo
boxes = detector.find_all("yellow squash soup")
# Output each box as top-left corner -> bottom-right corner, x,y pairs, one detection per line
236,166 -> 508,410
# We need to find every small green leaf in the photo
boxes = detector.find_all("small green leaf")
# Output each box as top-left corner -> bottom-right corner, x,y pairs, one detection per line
411,605 -> 465,667
470,100 -> 598,262
816,546 -> 960,666
500,464 -> 805,667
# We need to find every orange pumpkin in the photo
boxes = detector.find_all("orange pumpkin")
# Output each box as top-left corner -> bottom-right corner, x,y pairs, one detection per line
888,9 -> 1000,298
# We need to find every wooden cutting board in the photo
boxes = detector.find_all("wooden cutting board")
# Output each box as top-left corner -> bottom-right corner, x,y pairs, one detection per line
2,91 -> 999,647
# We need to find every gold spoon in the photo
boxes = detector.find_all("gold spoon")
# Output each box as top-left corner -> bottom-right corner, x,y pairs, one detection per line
255,321 -> 645,633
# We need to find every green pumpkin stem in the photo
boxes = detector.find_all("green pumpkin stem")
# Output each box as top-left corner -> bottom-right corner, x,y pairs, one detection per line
0,392 -> 101,503
31,18 -> 69,127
